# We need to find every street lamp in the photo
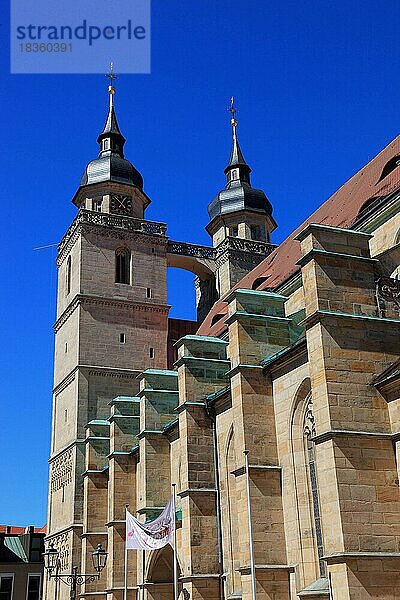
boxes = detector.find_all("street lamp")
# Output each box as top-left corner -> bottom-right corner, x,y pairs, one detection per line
43,543 -> 107,599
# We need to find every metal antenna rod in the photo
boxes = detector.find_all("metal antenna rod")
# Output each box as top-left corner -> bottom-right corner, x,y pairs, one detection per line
33,243 -> 58,251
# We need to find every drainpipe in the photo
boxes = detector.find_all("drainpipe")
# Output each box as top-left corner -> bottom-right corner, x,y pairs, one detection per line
205,398 -> 225,600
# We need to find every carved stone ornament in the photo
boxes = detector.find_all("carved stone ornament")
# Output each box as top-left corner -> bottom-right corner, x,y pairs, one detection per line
376,276 -> 400,313
303,398 -> 316,438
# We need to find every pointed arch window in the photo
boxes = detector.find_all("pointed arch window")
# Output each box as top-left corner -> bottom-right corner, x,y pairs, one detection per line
66,256 -> 72,296
115,247 -> 131,284
304,399 -> 326,577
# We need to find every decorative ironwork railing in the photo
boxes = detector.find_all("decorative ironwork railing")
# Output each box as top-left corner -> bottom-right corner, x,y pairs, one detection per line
376,276 -> 400,313
77,209 -> 167,235
58,209 -> 167,260
216,236 -> 276,256
167,240 -> 216,260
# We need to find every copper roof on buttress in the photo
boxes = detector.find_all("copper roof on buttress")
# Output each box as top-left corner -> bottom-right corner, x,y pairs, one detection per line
198,135 -> 400,337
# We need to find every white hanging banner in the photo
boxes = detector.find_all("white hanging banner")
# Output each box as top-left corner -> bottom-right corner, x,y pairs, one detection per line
126,496 -> 175,550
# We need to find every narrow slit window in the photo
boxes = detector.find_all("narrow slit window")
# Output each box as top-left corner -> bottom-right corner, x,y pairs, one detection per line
66,255 -> 72,295
146,288 -> 152,298
65,342 -> 68,353
120,333 -> 126,344
93,198 -> 102,212
149,347 -> 155,359
115,248 -> 131,284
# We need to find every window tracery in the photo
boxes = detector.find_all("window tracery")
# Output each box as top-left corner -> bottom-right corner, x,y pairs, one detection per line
303,398 -> 326,577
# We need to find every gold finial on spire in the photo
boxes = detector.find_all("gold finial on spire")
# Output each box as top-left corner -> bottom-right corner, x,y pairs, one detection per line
106,62 -> 117,96
229,96 -> 238,129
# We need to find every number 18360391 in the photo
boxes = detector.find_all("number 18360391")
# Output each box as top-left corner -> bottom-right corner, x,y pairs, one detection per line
19,42 -> 73,52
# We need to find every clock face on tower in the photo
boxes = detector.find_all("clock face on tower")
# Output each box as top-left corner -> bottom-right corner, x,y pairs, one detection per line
110,194 -> 133,215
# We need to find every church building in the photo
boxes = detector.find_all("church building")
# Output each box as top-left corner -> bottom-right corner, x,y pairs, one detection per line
44,79 -> 400,600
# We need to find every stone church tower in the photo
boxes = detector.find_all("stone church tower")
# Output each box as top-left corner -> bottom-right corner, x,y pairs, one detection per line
206,100 -> 277,296
45,82 -> 172,600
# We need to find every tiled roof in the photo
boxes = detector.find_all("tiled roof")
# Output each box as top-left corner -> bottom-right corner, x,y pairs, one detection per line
198,135 -> 400,337
0,525 -> 46,534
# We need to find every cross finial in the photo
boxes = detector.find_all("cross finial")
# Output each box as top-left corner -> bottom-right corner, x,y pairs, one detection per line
106,62 -> 117,96
229,96 -> 238,127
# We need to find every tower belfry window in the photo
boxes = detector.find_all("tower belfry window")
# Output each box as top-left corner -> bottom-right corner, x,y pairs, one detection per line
115,248 -> 131,284
250,224 -> 266,241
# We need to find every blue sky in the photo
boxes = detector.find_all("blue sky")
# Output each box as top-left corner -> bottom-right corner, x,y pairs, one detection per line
1,0 -> 400,526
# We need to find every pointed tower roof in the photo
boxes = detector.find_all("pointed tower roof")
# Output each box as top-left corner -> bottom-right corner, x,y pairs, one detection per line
225,99 -> 249,170
207,98 -> 273,223
97,70 -> 126,152
78,66 -> 143,190
99,100 -> 124,138
224,97 -> 251,175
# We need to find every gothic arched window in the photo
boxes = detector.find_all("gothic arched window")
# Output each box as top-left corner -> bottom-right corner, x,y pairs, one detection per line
66,256 -> 72,296
115,248 -> 131,284
304,399 -> 326,577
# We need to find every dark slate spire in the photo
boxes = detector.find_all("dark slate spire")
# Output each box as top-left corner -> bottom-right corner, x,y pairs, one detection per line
207,98 -> 273,222
79,66 -> 143,189
224,97 -> 251,184
97,70 -> 126,158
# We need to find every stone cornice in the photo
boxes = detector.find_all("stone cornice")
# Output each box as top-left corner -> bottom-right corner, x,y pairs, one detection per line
226,364 -> 263,378
54,295 -> 80,331
178,488 -> 217,498
296,247 -> 378,268
238,564 -> 295,574
53,368 -> 77,395
263,339 -> 308,374
175,401 -> 206,414
294,222 -> 373,243
313,429 -> 393,445
86,366 -> 141,379
45,523 -> 84,541
105,520 -> 126,527
180,574 -> 220,582
49,439 -> 86,463
54,294 -> 170,331
299,309 -> 400,329
174,355 -> 230,369
137,429 -> 164,439
80,531 -> 107,538
232,464 -> 282,477
323,551 -> 400,564
53,365 -> 140,394
225,311 -> 290,327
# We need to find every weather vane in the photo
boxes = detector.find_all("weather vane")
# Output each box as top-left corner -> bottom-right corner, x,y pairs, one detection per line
106,62 -> 118,92
229,96 -> 238,126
